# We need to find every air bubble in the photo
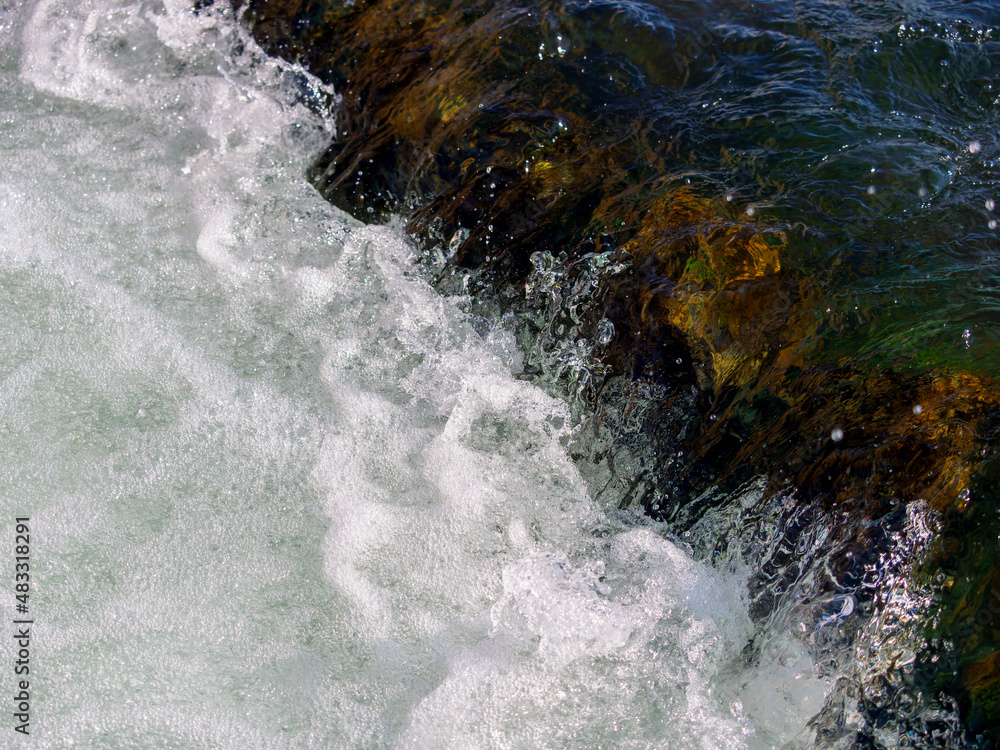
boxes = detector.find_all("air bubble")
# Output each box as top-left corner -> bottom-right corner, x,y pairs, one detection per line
596,318 -> 614,345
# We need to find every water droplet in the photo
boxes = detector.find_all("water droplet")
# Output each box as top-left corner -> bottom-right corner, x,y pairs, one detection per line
987,198 -> 995,211
596,318 -> 614,345
970,141 -> 982,154
918,186 -> 929,198
867,185 -> 877,195
831,428 -> 844,442
913,404 -> 923,415
746,206 -> 756,216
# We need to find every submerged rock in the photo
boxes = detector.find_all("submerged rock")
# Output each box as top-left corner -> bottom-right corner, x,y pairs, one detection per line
237,0 -> 1000,743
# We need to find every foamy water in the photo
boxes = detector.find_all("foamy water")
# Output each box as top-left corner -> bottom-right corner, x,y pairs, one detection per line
0,1 -> 831,747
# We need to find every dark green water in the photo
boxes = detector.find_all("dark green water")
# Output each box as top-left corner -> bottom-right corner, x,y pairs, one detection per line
249,0 -> 1000,368
652,0 -> 1000,374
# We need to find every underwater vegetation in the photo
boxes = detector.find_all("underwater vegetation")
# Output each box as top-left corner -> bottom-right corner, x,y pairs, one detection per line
238,0 -> 1000,744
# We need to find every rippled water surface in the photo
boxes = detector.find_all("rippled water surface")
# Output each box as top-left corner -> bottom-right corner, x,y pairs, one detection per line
284,0 -> 1000,371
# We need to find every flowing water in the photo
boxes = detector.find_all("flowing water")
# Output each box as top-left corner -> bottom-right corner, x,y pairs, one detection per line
0,1 -> 849,747
237,0 -> 1000,745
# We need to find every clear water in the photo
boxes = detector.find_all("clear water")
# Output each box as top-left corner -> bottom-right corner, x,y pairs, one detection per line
0,1 -> 839,747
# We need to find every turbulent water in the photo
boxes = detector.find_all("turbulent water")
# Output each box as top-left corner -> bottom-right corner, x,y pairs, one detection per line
0,1 -> 854,747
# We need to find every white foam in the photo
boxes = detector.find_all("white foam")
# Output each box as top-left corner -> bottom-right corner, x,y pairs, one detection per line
308,225 -> 757,747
